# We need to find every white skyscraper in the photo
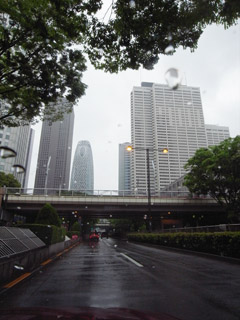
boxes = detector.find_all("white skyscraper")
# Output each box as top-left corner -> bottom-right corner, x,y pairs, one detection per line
118,142 -> 131,194
130,82 -> 208,194
205,124 -> 230,147
70,141 -> 94,193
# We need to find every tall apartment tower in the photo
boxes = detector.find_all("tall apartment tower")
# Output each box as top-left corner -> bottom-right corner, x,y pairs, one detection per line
130,82 -> 208,193
70,140 -> 94,193
205,124 -> 230,147
23,128 -> 35,189
34,104 -> 74,192
118,142 -> 131,194
0,124 -> 34,187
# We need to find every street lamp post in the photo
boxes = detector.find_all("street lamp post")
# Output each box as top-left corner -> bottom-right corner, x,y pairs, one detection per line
44,156 -> 51,196
127,145 -> 168,231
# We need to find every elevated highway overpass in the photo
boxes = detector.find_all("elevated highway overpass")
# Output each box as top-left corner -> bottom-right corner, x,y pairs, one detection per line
2,188 -> 225,222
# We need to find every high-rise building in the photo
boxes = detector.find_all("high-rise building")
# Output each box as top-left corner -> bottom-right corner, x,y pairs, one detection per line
70,141 -> 94,193
0,124 -> 34,187
130,82 -> 208,194
205,124 -> 230,147
162,124 -> 230,195
34,103 -> 74,192
118,142 -> 131,194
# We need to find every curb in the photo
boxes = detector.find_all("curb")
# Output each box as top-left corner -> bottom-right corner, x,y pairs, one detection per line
0,241 -> 81,296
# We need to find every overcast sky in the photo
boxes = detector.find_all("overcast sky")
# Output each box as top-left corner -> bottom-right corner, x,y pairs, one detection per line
28,21 -> 240,191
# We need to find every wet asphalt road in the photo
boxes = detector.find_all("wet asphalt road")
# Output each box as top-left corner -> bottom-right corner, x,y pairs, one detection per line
0,238 -> 240,320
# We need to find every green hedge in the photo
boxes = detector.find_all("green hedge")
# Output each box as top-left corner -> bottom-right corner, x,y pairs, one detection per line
128,232 -> 240,259
66,231 -> 81,238
20,224 -> 66,245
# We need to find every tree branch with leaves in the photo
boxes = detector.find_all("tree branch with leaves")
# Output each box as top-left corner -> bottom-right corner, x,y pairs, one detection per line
184,136 -> 240,222
0,0 -> 239,126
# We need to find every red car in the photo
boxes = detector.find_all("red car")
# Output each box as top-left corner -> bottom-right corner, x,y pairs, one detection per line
89,231 -> 99,241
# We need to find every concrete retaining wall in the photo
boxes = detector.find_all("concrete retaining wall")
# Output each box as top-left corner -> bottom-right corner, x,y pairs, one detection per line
0,239 -> 79,285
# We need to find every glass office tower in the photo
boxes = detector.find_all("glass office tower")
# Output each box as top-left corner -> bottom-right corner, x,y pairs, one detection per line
34,100 -> 74,192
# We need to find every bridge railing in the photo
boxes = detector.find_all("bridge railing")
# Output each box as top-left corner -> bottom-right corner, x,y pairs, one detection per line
4,188 -> 212,200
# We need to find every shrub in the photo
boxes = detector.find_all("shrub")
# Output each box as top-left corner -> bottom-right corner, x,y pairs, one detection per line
35,203 -> 61,227
20,224 -> 65,245
71,222 -> 81,232
128,232 -> 240,259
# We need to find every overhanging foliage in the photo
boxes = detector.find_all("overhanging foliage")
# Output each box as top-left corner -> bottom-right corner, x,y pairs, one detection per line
1,0 -> 239,125
184,136 -> 240,220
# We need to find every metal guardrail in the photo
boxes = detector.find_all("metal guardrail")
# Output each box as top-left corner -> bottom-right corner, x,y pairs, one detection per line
0,227 -> 45,259
159,224 -> 240,233
4,187 -> 212,199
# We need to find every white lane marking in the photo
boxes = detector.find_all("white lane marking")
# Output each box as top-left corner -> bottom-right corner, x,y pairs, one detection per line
120,253 -> 143,268
105,242 -> 111,247
102,240 -> 111,247
77,254 -> 115,257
